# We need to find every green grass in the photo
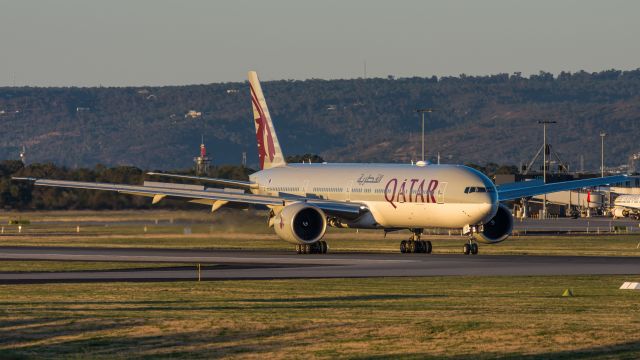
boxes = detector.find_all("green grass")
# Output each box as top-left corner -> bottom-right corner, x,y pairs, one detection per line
1,276 -> 640,359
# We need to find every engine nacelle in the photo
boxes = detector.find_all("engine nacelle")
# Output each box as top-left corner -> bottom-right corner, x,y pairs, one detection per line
273,203 -> 327,244
473,204 -> 513,244
613,207 -> 630,218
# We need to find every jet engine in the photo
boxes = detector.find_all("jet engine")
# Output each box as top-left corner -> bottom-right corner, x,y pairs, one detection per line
613,207 -> 629,218
273,202 -> 327,244
473,204 -> 513,244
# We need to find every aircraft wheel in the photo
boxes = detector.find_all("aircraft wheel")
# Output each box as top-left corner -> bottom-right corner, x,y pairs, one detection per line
320,241 -> 328,254
425,241 -> 432,254
400,240 -> 407,253
408,240 -> 415,253
296,244 -> 302,254
304,244 -> 311,254
471,243 -> 478,255
463,243 -> 471,255
415,240 -> 423,253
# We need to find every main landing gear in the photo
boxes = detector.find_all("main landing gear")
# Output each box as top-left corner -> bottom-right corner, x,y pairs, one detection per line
296,241 -> 328,254
463,239 -> 479,255
400,229 -> 432,254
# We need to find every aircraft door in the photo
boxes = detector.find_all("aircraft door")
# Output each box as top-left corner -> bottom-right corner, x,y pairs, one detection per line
437,182 -> 447,204
303,180 -> 310,195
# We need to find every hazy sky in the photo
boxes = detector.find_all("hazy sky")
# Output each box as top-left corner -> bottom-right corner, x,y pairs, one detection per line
1,0 -> 639,86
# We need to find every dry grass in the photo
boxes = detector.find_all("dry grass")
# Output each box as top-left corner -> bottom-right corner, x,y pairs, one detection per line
0,209 -> 219,224
2,211 -> 640,358
2,224 -> 640,257
1,276 -> 640,359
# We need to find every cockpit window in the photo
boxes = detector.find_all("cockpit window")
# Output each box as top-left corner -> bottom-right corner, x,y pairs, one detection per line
464,186 -> 491,194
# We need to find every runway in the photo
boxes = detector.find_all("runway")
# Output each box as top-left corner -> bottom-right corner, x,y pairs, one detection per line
1,246 -> 639,283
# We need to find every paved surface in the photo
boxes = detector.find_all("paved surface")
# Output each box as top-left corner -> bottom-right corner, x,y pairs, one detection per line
1,246 -> 639,283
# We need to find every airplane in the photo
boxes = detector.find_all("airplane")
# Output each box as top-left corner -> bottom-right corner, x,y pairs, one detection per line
13,71 -> 629,255
612,194 -> 640,219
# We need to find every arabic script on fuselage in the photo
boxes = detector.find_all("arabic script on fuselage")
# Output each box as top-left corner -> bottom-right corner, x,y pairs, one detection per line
357,174 -> 384,185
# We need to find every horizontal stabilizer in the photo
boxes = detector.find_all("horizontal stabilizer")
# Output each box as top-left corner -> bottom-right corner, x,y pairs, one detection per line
146,172 -> 257,189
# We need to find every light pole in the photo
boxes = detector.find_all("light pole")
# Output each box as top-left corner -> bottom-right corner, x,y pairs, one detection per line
539,120 -> 556,219
600,132 -> 606,177
600,131 -> 608,211
415,108 -> 434,162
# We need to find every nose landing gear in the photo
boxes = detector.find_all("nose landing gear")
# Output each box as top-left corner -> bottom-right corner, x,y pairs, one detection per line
461,225 -> 479,255
400,229 -> 432,254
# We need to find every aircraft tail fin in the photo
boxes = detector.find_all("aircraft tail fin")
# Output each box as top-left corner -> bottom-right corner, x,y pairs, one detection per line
248,71 -> 286,170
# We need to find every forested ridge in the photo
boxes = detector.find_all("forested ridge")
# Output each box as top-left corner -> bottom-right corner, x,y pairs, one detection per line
1,69 -> 639,171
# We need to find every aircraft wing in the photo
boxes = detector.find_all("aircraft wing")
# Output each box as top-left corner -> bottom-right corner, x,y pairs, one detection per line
495,179 -> 543,192
12,177 -> 366,219
146,172 -> 257,189
498,175 -> 629,201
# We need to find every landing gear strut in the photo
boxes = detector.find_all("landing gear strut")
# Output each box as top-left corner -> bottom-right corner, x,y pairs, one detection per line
400,229 -> 432,254
462,240 -> 478,255
296,241 -> 328,254
462,226 -> 479,255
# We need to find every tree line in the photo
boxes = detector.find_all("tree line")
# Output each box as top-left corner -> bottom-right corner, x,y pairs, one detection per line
0,160 -> 254,210
0,154 -> 322,210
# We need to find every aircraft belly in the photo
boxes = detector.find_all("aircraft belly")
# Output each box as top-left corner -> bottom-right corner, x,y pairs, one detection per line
367,201 -> 490,228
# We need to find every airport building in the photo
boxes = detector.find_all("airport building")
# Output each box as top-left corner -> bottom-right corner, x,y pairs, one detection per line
495,173 -> 640,218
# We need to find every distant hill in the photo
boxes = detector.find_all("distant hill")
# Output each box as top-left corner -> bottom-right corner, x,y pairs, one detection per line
1,69 -> 639,171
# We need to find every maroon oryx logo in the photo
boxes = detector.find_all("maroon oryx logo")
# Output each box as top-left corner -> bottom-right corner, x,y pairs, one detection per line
250,84 -> 276,169
384,178 -> 439,209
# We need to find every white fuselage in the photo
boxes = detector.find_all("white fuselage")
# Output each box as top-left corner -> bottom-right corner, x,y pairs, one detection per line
614,194 -> 640,210
249,163 -> 498,229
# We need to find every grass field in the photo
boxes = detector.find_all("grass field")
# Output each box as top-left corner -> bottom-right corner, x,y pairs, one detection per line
2,210 -> 640,358
1,276 -> 640,359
